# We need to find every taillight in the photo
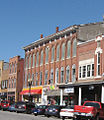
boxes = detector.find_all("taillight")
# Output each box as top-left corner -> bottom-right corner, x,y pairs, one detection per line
55,109 -> 58,112
46,108 -> 48,111
61,110 -> 65,112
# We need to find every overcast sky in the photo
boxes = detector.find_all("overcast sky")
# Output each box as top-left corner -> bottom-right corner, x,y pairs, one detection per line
0,0 -> 104,62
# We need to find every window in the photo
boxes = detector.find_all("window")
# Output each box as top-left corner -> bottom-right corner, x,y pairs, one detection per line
14,78 -> 16,88
29,54 -> 31,68
26,56 -> 28,69
0,69 -> 1,76
36,72 -> 38,86
51,46 -> 55,62
9,79 -> 11,88
72,65 -> 76,82
45,47 -> 49,64
55,68 -> 59,84
12,80 -> 13,88
36,52 -> 39,67
79,66 -> 81,78
32,74 -> 34,86
92,64 -> 94,76
50,69 -> 53,84
82,66 -> 86,78
73,39 -> 77,57
15,62 -> 17,72
56,44 -> 60,61
61,43 -> 65,60
12,63 -> 14,73
32,53 -> 35,68
87,65 -> 91,77
61,67 -> 64,83
10,64 -> 11,73
66,66 -> 70,83
97,41 -> 101,48
28,73 -> 30,81
67,41 -> 71,58
40,50 -> 43,65
97,53 -> 100,76
40,72 -> 42,85
44,70 -> 48,85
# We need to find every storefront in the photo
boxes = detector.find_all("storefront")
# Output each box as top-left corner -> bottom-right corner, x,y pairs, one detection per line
20,86 -> 43,103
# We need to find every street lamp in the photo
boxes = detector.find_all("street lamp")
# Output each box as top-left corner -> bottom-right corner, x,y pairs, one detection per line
28,79 -> 32,102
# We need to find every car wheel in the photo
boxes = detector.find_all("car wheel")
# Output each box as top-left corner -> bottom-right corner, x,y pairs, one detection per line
62,116 -> 65,120
34,114 -> 37,116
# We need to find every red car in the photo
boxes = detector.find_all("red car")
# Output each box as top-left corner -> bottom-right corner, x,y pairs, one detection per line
1,100 -> 10,110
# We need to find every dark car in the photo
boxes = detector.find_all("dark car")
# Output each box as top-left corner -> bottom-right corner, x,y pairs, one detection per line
32,105 -> 48,116
15,101 -> 36,114
45,105 -> 65,118
1,100 -> 11,110
8,103 -> 16,112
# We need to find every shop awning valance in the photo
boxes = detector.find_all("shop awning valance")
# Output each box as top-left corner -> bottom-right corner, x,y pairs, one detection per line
20,86 -> 43,95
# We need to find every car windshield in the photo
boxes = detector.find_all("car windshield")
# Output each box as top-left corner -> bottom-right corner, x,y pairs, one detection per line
39,105 -> 47,109
2,101 -> 8,104
84,102 -> 100,108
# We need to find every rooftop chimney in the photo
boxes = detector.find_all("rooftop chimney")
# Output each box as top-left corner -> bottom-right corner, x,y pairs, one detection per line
40,34 -> 43,39
56,26 -> 59,33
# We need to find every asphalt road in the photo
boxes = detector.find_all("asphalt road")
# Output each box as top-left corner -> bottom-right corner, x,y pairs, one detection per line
0,110 -> 62,120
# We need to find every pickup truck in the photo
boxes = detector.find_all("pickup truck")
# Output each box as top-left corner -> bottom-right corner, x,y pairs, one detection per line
74,101 -> 104,120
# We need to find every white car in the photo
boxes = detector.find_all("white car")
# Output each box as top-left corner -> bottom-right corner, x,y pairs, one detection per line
60,105 -> 74,120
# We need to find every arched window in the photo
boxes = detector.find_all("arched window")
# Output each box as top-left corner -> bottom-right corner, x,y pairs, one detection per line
61,67 -> 64,83
72,64 -> 76,82
51,46 -> 55,62
36,52 -> 39,67
67,41 -> 71,58
55,68 -> 59,84
40,50 -> 43,65
40,72 -> 42,85
61,43 -> 65,60
45,47 -> 49,64
32,53 -> 35,68
29,54 -> 31,68
66,66 -> 70,83
35,72 -> 38,86
32,73 -> 34,86
73,39 -> 77,57
44,70 -> 48,85
50,69 -> 53,84
28,73 -> 30,81
25,55 -> 28,69
56,44 -> 60,61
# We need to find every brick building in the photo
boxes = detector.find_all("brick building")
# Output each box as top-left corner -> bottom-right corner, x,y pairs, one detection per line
22,22 -> 104,105
8,56 -> 24,102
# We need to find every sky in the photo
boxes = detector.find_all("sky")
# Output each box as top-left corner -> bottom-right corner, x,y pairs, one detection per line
0,0 -> 104,62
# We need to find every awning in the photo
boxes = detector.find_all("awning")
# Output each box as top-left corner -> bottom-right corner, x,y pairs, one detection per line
20,86 -> 43,95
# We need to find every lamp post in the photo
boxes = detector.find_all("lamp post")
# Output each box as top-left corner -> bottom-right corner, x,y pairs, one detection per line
28,79 -> 32,102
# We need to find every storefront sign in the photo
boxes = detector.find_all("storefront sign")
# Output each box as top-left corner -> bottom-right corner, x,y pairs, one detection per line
64,87 -> 74,93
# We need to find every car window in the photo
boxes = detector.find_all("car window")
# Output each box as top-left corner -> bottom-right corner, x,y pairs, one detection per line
84,102 -> 100,108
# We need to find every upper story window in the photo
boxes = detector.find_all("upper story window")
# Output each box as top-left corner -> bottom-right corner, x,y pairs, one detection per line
73,39 -> 77,57
66,66 -> 70,84
67,41 -> 71,58
35,72 -> 38,86
72,64 -> 76,82
51,46 -> 55,62
32,73 -> 34,86
15,62 -> 17,73
55,68 -> 59,84
14,78 -> 16,88
44,70 -> 48,85
79,66 -> 81,78
50,69 -> 53,84
82,66 -> 86,78
45,47 -> 49,64
0,69 -> 1,76
32,53 -> 35,68
26,56 -> 28,69
97,52 -> 100,76
87,65 -> 91,77
56,44 -> 60,61
40,72 -> 42,85
61,43 -> 65,60
36,52 -> 39,67
12,63 -> 14,73
29,54 -> 31,68
40,50 -> 43,65
61,67 -> 64,83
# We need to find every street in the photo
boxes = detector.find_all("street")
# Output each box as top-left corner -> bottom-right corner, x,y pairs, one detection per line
0,110 -> 71,120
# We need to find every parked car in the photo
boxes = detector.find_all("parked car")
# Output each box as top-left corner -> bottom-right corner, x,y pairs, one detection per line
32,105 -> 48,116
45,105 -> 65,118
60,105 -> 74,120
8,102 -> 16,112
1,100 -> 11,110
0,101 -> 2,110
15,101 -> 36,114
74,101 -> 104,120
